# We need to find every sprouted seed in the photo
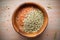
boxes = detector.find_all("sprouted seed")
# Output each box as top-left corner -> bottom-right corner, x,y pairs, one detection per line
22,8 -> 44,33
47,6 -> 52,9
54,32 -> 57,40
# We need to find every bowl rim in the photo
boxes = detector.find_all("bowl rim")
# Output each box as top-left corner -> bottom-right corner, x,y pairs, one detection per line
12,2 -> 48,38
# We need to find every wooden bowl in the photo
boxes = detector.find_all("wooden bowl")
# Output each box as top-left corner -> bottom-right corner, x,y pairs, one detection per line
12,2 -> 48,38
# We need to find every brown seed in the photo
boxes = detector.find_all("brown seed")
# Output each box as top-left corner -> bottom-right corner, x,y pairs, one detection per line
8,7 -> 10,9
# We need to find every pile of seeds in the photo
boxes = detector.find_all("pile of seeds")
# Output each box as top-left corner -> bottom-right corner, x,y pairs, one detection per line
22,8 -> 44,33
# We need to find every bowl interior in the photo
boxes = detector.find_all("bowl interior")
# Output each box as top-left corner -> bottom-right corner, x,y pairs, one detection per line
12,2 -> 48,37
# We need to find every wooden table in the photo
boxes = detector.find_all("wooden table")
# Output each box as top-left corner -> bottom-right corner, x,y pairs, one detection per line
0,0 -> 60,40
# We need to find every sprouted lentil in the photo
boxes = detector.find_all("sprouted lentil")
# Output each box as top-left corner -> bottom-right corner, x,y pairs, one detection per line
22,8 -> 44,33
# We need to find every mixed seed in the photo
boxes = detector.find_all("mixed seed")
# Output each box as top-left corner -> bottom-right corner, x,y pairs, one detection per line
22,8 -> 44,33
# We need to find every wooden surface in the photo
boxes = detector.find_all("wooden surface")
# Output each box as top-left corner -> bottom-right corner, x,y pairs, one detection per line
0,0 -> 60,40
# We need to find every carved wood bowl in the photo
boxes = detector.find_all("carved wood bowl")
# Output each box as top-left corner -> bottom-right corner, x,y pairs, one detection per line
12,2 -> 48,38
